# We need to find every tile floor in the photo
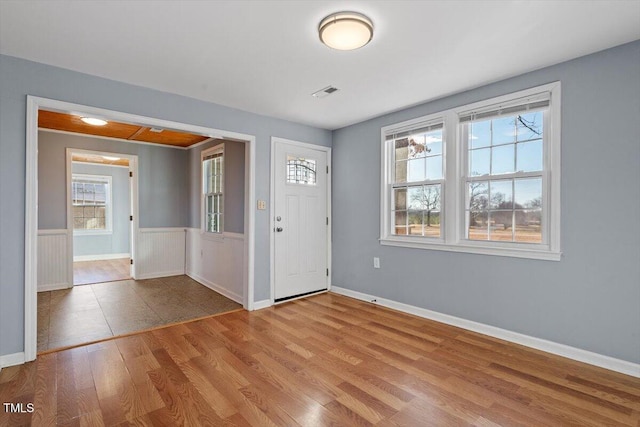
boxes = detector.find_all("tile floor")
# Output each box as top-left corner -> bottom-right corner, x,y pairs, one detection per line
37,275 -> 242,352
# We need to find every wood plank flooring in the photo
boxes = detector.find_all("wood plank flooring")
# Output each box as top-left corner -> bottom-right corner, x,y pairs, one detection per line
2,292 -> 639,426
74,258 -> 131,286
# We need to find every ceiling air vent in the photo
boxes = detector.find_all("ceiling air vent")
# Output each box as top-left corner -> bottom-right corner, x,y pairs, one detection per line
149,127 -> 164,133
312,85 -> 339,99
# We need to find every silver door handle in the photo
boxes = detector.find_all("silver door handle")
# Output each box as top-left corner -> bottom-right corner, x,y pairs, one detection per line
276,227 -> 283,232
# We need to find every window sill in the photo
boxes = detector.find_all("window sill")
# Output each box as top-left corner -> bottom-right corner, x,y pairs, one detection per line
73,230 -> 112,236
379,236 -> 561,261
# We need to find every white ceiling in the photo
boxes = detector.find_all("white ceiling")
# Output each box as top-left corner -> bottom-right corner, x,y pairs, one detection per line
1,1 -> 639,130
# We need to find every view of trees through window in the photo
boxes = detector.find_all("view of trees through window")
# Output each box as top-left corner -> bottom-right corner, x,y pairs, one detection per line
466,112 -> 543,243
393,127 -> 443,237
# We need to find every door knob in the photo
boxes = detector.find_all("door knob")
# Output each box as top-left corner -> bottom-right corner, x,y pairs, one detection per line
276,227 -> 283,232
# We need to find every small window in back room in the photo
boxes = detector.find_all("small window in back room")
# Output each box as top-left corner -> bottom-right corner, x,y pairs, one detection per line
72,174 -> 112,233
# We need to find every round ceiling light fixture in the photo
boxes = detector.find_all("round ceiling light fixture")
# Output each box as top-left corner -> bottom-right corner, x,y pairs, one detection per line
319,11 -> 373,51
80,117 -> 108,126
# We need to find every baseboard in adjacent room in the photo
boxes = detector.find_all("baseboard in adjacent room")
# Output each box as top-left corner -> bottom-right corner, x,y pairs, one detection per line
37,282 -> 72,292
136,270 -> 186,281
186,272 -> 243,304
331,286 -> 640,378
73,253 -> 130,262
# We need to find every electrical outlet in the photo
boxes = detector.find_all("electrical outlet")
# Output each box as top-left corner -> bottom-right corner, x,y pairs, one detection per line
373,257 -> 380,269
257,200 -> 266,210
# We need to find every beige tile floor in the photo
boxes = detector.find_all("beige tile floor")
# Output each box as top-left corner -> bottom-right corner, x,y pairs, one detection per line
37,275 -> 242,352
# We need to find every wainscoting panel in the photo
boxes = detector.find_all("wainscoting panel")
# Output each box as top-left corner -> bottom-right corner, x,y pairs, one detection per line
37,229 -> 70,291
136,228 -> 186,279
186,228 -> 244,303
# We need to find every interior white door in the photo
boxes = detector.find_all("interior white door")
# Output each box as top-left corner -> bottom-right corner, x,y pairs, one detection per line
274,141 -> 328,301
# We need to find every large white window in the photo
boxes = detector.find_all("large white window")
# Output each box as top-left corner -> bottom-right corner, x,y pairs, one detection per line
381,82 -> 561,260
72,174 -> 112,234
202,145 -> 224,234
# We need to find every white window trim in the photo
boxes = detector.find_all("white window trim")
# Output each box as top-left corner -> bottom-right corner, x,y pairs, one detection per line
201,144 -> 224,237
72,173 -> 113,236
380,82 -> 561,261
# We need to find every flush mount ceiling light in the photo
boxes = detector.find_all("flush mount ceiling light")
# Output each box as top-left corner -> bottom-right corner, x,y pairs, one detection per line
102,156 -> 120,161
319,11 -> 373,51
80,117 -> 108,126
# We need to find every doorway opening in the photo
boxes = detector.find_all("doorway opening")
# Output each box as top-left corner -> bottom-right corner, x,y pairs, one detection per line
26,97 -> 256,361
68,149 -> 136,286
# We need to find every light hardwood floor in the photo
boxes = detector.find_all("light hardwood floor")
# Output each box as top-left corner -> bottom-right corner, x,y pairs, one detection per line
73,258 -> 131,286
2,293 -> 639,426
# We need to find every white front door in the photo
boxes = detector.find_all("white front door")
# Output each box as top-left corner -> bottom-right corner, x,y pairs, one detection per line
274,140 -> 329,301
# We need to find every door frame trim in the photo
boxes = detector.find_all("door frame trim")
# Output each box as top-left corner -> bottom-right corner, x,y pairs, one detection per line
66,147 -> 139,282
25,95 -> 257,362
269,137 -> 332,306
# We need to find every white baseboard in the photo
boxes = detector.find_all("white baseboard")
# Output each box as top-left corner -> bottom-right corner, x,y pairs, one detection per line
37,282 -> 72,292
187,272 -> 243,304
252,299 -> 272,310
331,286 -> 640,378
0,352 -> 25,369
136,270 -> 185,280
73,253 -> 130,262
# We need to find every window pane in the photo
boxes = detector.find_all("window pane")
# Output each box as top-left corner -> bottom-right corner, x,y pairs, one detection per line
515,209 -> 542,243
395,138 -> 409,161
492,116 -> 516,145
83,206 -> 95,218
516,140 -> 543,172
395,160 -> 407,183
470,120 -> 491,149
407,186 -> 423,210
287,156 -> 316,185
516,111 -> 543,141
217,195 -> 223,214
408,211 -> 423,236
426,156 -> 443,180
73,218 -> 84,229
409,138 -> 427,158
394,188 -> 406,210
468,181 -> 489,211
73,206 -> 83,218
514,178 -> 542,208
490,180 -> 513,209
95,207 -> 106,218
469,148 -> 490,176
424,211 -> 440,238
407,158 -> 425,182
394,211 -> 407,235
426,135 -> 442,155
491,144 -> 515,175
489,211 -> 514,241
408,185 -> 441,210
468,210 -> 488,240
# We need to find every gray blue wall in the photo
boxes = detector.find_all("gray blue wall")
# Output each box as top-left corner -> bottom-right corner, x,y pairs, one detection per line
331,41 -> 640,364
0,54 -> 331,358
188,139 -> 246,233
71,162 -> 131,257
37,131 -> 189,229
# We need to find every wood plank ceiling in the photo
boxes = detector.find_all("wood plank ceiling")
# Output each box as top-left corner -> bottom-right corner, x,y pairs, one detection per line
38,110 -> 210,148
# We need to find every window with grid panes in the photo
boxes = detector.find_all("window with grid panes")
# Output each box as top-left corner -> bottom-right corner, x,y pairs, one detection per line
388,122 -> 444,238
380,82 -> 561,260
202,146 -> 224,233
72,174 -> 112,233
